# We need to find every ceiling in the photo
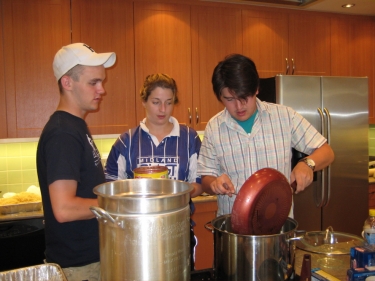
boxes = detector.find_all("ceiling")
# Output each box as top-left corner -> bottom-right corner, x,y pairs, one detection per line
306,0 -> 375,16
202,0 -> 375,16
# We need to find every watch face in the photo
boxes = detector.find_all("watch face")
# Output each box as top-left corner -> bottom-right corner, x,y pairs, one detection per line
305,158 -> 315,170
306,158 -> 315,166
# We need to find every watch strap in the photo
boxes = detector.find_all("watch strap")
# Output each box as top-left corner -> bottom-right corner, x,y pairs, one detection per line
298,158 -> 315,171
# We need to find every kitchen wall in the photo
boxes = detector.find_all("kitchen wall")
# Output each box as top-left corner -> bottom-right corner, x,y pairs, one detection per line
370,125 -> 375,156
0,136 -> 117,194
1,128 -> 374,195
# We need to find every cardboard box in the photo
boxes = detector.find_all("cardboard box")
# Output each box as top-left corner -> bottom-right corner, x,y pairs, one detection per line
350,246 -> 375,270
347,268 -> 375,281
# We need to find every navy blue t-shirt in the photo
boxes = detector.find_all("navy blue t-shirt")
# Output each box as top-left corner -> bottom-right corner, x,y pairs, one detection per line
37,111 -> 104,268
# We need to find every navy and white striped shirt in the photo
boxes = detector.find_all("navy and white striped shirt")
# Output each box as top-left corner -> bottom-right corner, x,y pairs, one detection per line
105,117 -> 201,184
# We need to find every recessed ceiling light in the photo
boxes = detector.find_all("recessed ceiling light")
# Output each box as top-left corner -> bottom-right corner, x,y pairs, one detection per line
342,3 -> 355,8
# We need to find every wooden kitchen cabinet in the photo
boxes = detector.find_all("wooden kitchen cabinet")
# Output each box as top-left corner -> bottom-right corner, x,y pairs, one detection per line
242,8 -> 289,78
190,5 -> 241,130
71,0 -> 137,134
2,0 -> 71,138
1,0 -> 375,138
287,12 -> 331,76
1,0 -> 136,138
134,3 -> 236,130
242,8 -> 330,78
191,199 -> 217,270
330,14 -> 375,124
133,2 -> 193,127
0,5 -> 6,139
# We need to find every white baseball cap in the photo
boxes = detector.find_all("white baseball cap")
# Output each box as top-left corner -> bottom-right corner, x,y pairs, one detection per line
53,43 -> 116,81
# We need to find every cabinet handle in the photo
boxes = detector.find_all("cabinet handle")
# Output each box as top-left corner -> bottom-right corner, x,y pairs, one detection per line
291,58 -> 295,75
188,108 -> 191,125
195,107 -> 199,124
285,58 -> 289,75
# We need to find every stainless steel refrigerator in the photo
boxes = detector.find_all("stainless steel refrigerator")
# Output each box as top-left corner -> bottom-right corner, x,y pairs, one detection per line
258,75 -> 369,235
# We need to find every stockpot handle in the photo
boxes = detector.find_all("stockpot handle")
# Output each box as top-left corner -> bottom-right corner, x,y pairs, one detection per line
90,206 -> 115,224
287,230 -> 306,242
287,235 -> 305,242
204,221 -> 214,232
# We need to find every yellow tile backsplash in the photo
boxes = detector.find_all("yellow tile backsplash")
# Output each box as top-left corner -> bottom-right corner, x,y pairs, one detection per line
0,137 -> 117,195
0,126 -> 373,196
370,125 -> 375,156
0,172 -> 6,185
7,157 -> 23,171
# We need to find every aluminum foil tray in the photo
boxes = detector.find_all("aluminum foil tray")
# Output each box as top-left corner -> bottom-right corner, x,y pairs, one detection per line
0,263 -> 67,281
0,202 -> 42,215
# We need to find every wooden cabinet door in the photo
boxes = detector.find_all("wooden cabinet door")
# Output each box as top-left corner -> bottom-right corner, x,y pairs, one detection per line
242,8 -> 289,78
242,9 -> 330,78
331,15 -> 375,124
71,0 -> 136,134
191,200 -> 217,270
134,2 -> 193,126
0,3 -> 6,139
191,6 -> 242,130
2,0 -> 71,138
288,12 -> 331,76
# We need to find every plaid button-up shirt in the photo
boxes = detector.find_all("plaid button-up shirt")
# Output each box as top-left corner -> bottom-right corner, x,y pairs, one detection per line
197,98 -> 326,217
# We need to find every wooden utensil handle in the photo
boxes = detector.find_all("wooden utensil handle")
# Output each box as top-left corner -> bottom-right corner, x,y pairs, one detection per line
291,181 -> 297,193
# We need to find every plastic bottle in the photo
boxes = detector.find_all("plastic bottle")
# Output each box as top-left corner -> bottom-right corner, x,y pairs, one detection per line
363,209 -> 375,247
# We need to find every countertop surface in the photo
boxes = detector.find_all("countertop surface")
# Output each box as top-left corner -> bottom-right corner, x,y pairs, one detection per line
0,210 -> 43,222
369,167 -> 375,183
0,195 -> 217,222
191,249 -> 349,281
294,249 -> 349,281
192,194 -> 217,203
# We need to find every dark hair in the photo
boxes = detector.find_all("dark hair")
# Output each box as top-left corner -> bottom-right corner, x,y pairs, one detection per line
211,54 -> 259,102
140,73 -> 179,104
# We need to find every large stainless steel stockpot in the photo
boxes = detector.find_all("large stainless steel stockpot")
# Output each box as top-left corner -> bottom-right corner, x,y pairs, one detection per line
205,214 -> 298,281
91,179 -> 193,281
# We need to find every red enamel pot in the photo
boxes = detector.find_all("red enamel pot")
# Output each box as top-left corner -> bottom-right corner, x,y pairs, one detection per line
231,167 -> 295,235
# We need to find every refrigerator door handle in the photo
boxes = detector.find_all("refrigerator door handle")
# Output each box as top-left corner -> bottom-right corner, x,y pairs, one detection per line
321,107 -> 332,207
315,107 -> 326,208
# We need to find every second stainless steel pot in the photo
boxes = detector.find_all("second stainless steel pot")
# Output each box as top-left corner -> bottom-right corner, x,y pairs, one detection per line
206,214 -> 298,281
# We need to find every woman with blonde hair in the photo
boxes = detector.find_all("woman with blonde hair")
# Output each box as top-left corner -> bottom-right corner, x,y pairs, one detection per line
105,73 -> 202,269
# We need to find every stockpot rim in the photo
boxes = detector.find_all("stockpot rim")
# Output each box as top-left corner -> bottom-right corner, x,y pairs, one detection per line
93,178 -> 193,201
208,214 -> 298,237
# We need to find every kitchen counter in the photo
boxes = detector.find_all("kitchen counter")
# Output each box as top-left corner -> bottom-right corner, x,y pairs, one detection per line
192,194 -> 217,203
0,195 -> 217,222
294,249 -> 349,280
191,249 -> 350,281
369,167 -> 375,183
0,209 -> 43,222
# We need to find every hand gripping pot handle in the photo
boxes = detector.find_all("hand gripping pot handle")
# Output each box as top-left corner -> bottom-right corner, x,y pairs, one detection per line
90,206 -> 115,224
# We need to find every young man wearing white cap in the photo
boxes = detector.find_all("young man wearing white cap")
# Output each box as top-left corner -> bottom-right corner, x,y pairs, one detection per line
37,43 -> 116,281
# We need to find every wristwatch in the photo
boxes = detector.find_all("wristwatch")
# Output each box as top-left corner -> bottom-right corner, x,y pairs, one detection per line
299,158 -> 315,171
